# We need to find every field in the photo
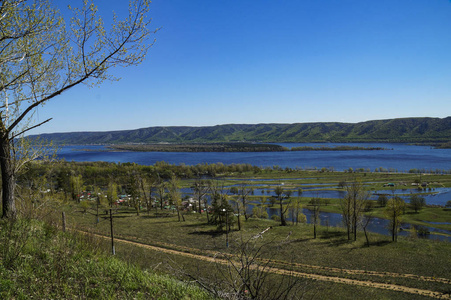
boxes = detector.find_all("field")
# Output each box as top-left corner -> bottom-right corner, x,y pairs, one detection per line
62,208 -> 450,299
60,169 -> 451,299
4,161 -> 449,298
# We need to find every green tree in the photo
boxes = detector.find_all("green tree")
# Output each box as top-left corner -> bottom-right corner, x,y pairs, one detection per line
209,180 -> 234,229
377,194 -> 388,207
290,197 -> 304,225
0,0 -> 155,218
107,181 -> 118,207
155,177 -> 166,211
70,175 -> 84,202
409,194 -> 425,213
168,175 -> 184,222
127,169 -> 141,216
252,197 -> 268,219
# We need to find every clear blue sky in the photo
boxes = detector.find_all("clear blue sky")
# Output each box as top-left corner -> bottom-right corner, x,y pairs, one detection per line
32,0 -> 451,134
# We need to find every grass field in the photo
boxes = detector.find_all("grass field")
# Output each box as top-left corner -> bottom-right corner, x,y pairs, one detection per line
65,204 -> 451,299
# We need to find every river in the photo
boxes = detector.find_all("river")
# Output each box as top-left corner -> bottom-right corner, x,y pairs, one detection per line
57,143 -> 451,173
56,143 -> 451,241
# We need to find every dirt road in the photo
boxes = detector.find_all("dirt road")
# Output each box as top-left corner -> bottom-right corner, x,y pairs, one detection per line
85,231 -> 450,299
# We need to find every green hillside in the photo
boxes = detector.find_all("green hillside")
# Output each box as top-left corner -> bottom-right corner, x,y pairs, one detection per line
32,117 -> 451,144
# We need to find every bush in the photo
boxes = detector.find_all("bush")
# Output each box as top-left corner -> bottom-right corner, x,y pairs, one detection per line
271,214 -> 280,222
252,206 -> 268,219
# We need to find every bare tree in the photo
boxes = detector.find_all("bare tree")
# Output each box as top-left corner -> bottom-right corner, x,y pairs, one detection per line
274,186 -> 292,226
235,181 -> 254,221
308,197 -> 321,239
182,238 -> 309,299
193,178 -> 208,214
340,180 -> 369,241
0,0 -> 156,218
385,196 -> 406,242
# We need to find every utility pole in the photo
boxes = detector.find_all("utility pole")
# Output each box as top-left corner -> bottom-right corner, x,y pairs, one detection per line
109,208 -> 115,255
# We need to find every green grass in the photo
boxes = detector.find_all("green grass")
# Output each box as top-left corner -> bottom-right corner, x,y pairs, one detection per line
65,206 -> 451,298
0,218 -> 213,299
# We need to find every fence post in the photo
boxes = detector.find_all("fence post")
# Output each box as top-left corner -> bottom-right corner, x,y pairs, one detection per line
62,212 -> 66,232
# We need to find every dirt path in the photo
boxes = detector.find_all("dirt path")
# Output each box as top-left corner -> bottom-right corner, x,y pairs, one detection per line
85,231 -> 450,299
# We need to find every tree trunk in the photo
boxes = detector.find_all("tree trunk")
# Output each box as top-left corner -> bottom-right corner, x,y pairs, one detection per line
392,217 -> 396,242
242,198 -> 248,220
236,203 -> 241,231
279,199 -> 287,226
0,136 -> 16,219
203,199 -> 210,223
353,201 -> 357,241
364,227 -> 370,247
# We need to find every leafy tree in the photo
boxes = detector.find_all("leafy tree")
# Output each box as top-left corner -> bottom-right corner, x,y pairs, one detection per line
70,175 -> 84,202
0,0 -> 155,218
409,194 -> 426,213
252,200 -> 268,219
93,186 -> 107,223
208,180 -> 234,230
107,181 -> 118,207
290,198 -> 304,225
168,175 -> 184,222
377,194 -> 388,207
155,177 -> 166,211
127,169 -> 141,216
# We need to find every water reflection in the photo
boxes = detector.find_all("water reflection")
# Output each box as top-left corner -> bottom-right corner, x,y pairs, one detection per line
177,188 -> 451,241
265,207 -> 451,242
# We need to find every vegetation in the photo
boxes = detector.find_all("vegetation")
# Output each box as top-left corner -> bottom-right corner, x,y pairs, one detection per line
65,206 -> 451,299
291,146 -> 389,151
32,117 -> 451,144
0,218 -> 212,299
0,0 -> 155,219
109,144 -> 391,153
2,160 -> 451,298
111,143 -> 288,152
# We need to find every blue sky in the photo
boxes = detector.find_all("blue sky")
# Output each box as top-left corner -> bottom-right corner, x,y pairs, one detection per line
32,0 -> 451,134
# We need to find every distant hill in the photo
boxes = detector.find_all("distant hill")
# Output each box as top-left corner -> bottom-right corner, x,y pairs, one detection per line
31,117 -> 451,145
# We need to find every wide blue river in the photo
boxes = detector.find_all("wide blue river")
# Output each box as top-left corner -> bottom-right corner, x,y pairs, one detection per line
57,143 -> 451,173
56,143 -> 451,241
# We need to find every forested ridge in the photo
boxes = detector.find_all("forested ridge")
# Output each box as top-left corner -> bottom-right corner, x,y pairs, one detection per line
32,117 -> 451,144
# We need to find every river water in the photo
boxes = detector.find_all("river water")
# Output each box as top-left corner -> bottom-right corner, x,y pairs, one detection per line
56,143 -> 451,241
57,143 -> 451,173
